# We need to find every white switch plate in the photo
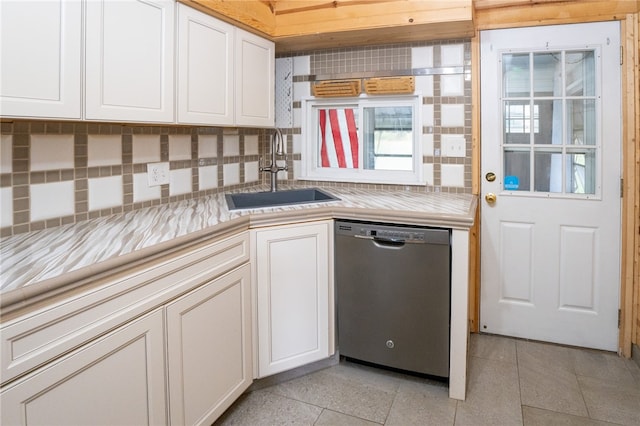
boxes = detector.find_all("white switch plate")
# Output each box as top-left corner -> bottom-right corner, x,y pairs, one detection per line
147,162 -> 169,186
441,135 -> 466,158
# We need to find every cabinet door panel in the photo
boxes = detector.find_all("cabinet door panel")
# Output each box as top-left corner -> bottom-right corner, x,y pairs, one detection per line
0,1 -> 81,118
177,4 -> 234,125
166,265 -> 252,426
1,309 -> 166,426
235,28 -> 274,127
254,221 -> 333,377
85,0 -> 174,122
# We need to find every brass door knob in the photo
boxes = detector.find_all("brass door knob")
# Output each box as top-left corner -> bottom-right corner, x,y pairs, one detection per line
485,193 -> 497,204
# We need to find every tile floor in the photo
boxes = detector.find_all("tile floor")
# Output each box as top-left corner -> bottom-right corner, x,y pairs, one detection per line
215,334 -> 640,425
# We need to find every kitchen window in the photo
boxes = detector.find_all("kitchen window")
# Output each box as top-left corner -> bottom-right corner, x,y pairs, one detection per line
300,96 -> 423,185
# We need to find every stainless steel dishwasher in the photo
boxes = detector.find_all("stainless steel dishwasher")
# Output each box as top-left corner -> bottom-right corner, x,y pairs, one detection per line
335,220 -> 451,378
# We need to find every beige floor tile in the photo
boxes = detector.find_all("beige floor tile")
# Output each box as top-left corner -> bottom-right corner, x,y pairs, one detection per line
518,361 -> 587,416
522,406 -> 616,426
314,409 -> 381,426
454,356 -> 522,426
470,333 -> 517,364
578,375 -> 640,425
385,379 -> 456,426
270,363 -> 397,423
214,389 -> 322,425
571,348 -> 638,387
516,340 -> 574,373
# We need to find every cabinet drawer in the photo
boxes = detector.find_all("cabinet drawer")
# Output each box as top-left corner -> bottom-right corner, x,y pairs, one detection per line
1,232 -> 249,385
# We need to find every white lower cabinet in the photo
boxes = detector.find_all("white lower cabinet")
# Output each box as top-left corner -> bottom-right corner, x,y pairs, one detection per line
252,220 -> 335,378
166,264 -> 252,425
0,308 -> 167,425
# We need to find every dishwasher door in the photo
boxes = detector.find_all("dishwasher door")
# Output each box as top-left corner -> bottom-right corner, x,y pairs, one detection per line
335,220 -> 451,378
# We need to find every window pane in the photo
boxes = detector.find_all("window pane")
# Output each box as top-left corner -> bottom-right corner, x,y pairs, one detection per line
534,150 -> 562,192
503,53 -> 530,98
566,149 -> 596,194
533,52 -> 560,97
567,99 -> 596,145
503,100 -> 533,144
317,107 -> 359,169
534,100 -> 563,145
566,50 -> 595,96
504,150 -> 530,191
363,106 -> 413,171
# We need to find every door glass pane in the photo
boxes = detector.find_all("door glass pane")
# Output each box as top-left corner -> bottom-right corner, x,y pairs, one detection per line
504,100 -> 533,144
566,149 -> 596,194
363,106 -> 413,171
533,52 -> 560,97
566,50 -> 595,96
534,100 -> 563,145
504,150 -> 530,191
534,150 -> 562,192
503,53 -> 530,97
567,99 -> 596,145
317,107 -> 359,169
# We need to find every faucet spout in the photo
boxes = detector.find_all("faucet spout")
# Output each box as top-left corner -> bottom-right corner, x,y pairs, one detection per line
259,128 -> 288,192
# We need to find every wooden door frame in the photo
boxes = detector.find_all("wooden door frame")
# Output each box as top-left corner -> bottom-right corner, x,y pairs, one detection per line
470,13 -> 639,358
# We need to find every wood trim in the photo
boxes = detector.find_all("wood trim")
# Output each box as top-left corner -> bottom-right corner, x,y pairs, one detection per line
469,31 -> 481,333
630,12 -> 640,350
475,1 -> 639,31
619,13 -> 640,358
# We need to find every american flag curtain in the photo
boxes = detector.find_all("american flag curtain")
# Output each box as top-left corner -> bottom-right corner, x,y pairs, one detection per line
319,109 -> 359,168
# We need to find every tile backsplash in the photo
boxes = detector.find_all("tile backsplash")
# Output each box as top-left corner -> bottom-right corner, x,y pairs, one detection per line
0,122 -> 267,237
1,40 -> 473,237
277,38 -> 472,193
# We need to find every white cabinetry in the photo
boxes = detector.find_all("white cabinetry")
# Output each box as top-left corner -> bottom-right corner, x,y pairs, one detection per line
177,4 -> 274,127
85,0 -> 175,122
235,28 -> 275,127
166,264 -> 252,426
1,309 -> 167,425
252,220 -> 334,377
0,0 -> 82,119
0,232 -> 251,425
176,4 -> 234,126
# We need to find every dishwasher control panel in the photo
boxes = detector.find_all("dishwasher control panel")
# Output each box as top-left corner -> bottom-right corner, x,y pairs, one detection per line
335,221 -> 450,245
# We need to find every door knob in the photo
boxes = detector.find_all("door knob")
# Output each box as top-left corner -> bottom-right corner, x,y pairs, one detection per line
485,193 -> 497,204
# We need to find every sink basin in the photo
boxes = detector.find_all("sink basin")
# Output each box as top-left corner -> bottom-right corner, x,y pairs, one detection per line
225,188 -> 339,210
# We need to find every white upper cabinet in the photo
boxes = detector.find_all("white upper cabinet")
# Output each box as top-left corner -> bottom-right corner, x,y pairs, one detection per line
235,28 -> 275,127
176,4 -> 234,126
85,0 -> 175,123
0,1 -> 82,119
177,4 -> 274,127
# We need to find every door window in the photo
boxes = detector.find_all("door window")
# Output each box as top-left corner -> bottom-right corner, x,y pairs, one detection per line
501,49 -> 599,196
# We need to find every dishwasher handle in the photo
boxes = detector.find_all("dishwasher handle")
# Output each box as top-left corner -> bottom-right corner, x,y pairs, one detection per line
371,237 -> 406,249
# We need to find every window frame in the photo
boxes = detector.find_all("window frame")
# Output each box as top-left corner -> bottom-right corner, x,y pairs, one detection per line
300,95 -> 423,185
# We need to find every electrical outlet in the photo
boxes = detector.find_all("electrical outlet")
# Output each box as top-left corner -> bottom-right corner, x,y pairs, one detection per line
147,162 -> 169,186
441,135 -> 466,158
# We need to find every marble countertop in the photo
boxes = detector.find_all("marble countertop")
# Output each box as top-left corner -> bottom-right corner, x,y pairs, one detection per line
0,185 -> 476,310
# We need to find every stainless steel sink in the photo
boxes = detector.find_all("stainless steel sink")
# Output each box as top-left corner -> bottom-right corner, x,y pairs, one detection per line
225,188 -> 339,210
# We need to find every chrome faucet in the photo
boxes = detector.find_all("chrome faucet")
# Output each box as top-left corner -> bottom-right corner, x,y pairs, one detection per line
259,128 -> 288,192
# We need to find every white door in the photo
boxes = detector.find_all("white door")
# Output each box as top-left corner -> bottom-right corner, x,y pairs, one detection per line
480,22 -> 621,351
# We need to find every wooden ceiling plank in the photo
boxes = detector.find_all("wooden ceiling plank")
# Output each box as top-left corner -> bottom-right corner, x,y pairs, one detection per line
182,0 -> 276,35
274,1 -> 472,37
475,0 -> 639,29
